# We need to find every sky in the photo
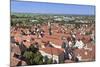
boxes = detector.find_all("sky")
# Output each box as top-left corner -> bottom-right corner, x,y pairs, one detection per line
11,1 -> 95,15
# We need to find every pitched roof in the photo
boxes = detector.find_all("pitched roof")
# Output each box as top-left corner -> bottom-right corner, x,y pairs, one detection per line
10,56 -> 20,67
40,47 -> 64,56
23,41 -> 32,48
11,43 -> 21,55
41,33 -> 71,46
73,46 -> 95,61
82,35 -> 91,43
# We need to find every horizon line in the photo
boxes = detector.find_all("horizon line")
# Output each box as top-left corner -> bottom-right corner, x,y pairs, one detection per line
11,12 -> 95,16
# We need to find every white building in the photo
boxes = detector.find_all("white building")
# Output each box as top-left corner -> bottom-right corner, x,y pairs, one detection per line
74,40 -> 85,49
39,47 -> 64,63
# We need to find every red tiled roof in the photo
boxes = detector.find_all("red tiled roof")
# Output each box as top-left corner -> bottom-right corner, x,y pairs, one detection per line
10,55 -> 27,67
40,47 -> 64,56
22,35 -> 31,41
42,33 -> 71,46
74,47 -> 95,60
11,44 -> 21,55
14,36 -> 22,43
82,35 -> 91,43
34,38 -> 44,46
10,56 -> 20,67
23,41 -> 31,48
76,34 -> 83,40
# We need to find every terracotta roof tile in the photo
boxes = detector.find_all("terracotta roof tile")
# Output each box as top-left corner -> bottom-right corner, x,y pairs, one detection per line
11,44 -> 21,55
83,35 -> 91,43
40,47 -> 64,56
10,54 -> 20,67
23,41 -> 31,48
74,48 -> 95,61
14,36 -> 22,43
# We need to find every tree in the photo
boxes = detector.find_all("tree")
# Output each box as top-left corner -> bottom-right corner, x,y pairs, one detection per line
44,56 -> 52,64
33,52 -> 43,65
47,59 -> 52,64
29,44 -> 39,53
22,44 -> 43,65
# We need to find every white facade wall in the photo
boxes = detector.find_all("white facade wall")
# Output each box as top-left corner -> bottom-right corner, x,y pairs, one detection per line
39,50 -> 59,63
50,43 -> 66,53
59,53 -> 64,63
50,42 -> 61,48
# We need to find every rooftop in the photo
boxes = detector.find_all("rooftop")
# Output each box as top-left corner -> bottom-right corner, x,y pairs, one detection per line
40,47 -> 64,56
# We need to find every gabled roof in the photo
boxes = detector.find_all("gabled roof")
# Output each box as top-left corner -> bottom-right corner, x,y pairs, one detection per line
11,43 -> 21,55
40,47 -> 64,56
73,45 -> 95,61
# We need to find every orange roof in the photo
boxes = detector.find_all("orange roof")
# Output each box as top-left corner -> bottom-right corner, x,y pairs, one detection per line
10,56 -> 20,67
35,38 -> 43,45
76,34 -> 83,40
14,36 -> 22,43
42,33 -> 71,46
11,44 -> 21,55
41,36 -> 63,46
22,35 -> 31,41
40,47 -> 64,56
82,35 -> 91,43
23,41 -> 31,48
73,48 -> 95,60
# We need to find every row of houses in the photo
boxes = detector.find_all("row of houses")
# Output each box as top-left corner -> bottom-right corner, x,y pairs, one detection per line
11,22 -> 95,66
